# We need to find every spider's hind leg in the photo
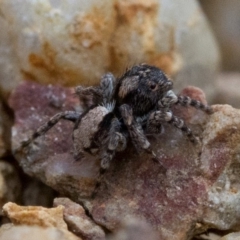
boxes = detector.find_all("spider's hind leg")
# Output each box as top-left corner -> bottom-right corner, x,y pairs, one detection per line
100,72 -> 117,105
15,111 -> 81,153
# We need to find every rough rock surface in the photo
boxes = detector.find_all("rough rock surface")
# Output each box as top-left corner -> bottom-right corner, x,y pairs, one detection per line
54,198 -> 105,240
2,202 -> 81,240
10,82 -> 97,198
201,105 -> 240,231
10,82 -> 240,239
0,0 -> 219,100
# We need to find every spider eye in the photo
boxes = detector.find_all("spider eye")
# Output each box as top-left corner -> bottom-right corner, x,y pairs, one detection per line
149,82 -> 157,91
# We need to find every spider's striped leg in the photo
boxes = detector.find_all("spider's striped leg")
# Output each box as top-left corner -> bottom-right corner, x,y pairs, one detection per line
15,111 -> 81,153
148,109 -> 198,143
177,95 -> 213,114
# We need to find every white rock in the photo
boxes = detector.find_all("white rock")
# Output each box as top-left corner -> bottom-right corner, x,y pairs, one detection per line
0,0 -> 219,99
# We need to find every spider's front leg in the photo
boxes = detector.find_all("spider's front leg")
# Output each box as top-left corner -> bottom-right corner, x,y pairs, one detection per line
148,109 -> 197,143
158,90 -> 213,114
158,90 -> 178,109
15,111 -> 81,153
150,90 -> 212,142
119,104 -> 154,154
177,95 -> 213,114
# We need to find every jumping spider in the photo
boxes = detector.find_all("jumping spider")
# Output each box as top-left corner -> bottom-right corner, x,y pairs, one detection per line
17,64 -> 212,173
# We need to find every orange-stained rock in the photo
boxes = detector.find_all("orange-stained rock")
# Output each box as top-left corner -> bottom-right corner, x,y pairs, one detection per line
3,202 -> 67,229
2,203 -> 81,240
0,0 -> 219,100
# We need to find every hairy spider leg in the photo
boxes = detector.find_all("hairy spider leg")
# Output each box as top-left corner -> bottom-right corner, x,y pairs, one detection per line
74,73 -> 117,130
94,114 -> 127,169
158,90 -> 178,109
75,86 -> 102,109
15,111 -> 81,153
94,73 -> 121,169
157,90 -> 212,114
119,104 -> 156,154
92,117 -> 127,198
152,91 -> 212,142
177,95 -> 213,114
148,110 -> 197,143
100,73 -> 117,105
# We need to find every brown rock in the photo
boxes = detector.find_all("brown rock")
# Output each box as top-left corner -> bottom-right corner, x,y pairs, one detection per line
3,202 -> 67,228
54,198 -> 105,240
201,105 -> 240,231
10,82 -> 240,239
10,82 -> 97,198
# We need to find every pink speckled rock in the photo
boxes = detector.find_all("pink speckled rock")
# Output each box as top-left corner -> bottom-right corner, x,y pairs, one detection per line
53,198 -> 105,240
10,82 -> 99,198
9,82 -> 240,240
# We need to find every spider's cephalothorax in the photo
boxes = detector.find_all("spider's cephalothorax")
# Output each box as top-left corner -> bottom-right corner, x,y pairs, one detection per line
115,64 -> 173,117
16,64 -> 213,174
